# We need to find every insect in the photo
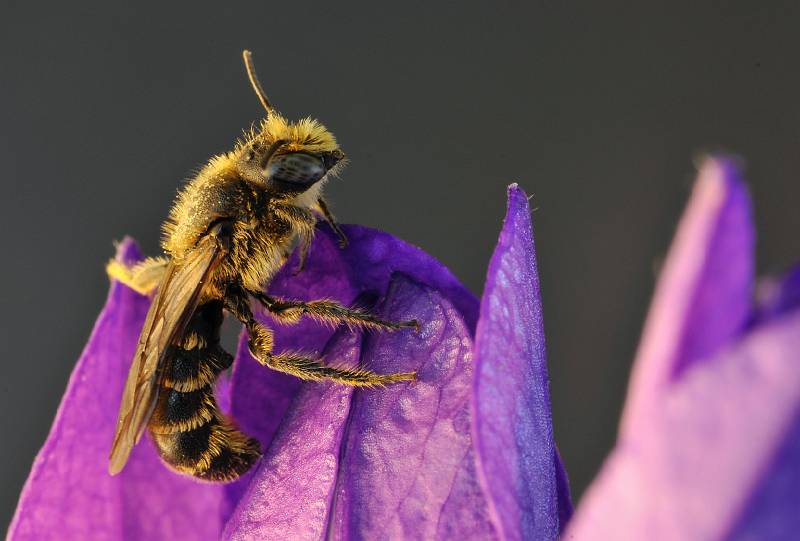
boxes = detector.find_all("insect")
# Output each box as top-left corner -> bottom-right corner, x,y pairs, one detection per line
107,50 -> 418,482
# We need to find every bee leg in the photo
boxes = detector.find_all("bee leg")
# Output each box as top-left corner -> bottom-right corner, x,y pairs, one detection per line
293,231 -> 312,275
106,256 -> 168,295
251,291 -> 419,332
263,351 -> 416,386
272,202 -> 317,273
225,288 -> 415,386
316,197 -> 348,248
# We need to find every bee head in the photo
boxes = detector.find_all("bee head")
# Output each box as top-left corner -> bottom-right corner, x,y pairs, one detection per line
236,51 -> 346,200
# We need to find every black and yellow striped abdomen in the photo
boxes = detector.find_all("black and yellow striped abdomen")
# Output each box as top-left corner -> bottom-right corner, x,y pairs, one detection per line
147,300 -> 260,482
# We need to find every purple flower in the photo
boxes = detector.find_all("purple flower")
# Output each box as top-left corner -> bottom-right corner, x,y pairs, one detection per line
9,186 -> 571,540
566,158 -> 800,540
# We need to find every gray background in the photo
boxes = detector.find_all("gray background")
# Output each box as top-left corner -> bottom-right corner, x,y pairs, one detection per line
2,1 -> 799,530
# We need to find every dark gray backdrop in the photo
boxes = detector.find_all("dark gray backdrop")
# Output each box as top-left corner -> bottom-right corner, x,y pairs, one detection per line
2,1 -> 799,530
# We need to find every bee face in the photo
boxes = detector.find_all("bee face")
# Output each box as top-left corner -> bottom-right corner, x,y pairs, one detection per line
237,126 -> 345,196
233,52 -> 346,196
237,144 -> 343,197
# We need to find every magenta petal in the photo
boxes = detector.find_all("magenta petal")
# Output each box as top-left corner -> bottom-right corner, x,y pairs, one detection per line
225,223 -> 480,515
229,224 -> 479,449
727,402 -> 800,540
752,265 -> 800,325
472,184 -> 571,541
623,158 -> 754,432
336,225 -> 480,331
328,276 -> 495,540
565,160 -> 800,540
225,275 -> 495,540
9,239 -> 225,540
566,310 -> 800,540
223,329 -> 361,540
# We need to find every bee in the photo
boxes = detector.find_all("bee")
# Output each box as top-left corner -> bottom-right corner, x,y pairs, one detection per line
107,50 -> 418,482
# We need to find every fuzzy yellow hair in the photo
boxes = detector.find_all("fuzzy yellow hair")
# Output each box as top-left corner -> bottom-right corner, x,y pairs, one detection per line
238,113 -> 340,154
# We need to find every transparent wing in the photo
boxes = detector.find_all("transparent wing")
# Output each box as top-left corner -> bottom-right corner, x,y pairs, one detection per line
108,230 -> 226,475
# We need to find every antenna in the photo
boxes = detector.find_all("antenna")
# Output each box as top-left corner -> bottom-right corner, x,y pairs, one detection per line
242,50 -> 275,116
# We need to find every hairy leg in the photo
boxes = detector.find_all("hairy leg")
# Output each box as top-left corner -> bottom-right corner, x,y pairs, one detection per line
266,351 -> 415,386
293,231 -> 313,274
251,291 -> 419,331
315,197 -> 348,248
225,286 -> 416,386
106,256 -> 168,295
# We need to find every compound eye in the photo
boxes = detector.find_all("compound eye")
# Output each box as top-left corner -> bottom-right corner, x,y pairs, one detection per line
263,152 -> 325,186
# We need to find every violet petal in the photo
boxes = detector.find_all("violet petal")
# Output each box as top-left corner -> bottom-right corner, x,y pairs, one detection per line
751,264 -> 800,326
224,275 -> 496,540
727,403 -> 800,540
472,184 -> 571,541
8,239 -> 225,541
566,310 -> 800,540
566,159 -> 800,540
223,328 -> 361,540
336,225 -> 480,332
622,158 -> 754,432
229,223 -> 479,450
225,223 -> 479,515
327,276 -> 495,540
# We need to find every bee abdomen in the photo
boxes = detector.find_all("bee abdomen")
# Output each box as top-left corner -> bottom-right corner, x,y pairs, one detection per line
147,300 -> 260,482
148,385 -> 216,434
150,415 -> 260,482
161,345 -> 233,392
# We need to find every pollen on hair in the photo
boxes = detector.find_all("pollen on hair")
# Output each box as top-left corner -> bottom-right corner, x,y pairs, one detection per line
237,113 -> 339,154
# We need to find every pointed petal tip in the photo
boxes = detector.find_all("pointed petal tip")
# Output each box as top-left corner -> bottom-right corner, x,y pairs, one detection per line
695,153 -> 744,174
473,183 -> 567,540
500,184 -> 534,248
506,183 -> 528,205
624,152 -> 755,426
695,155 -> 748,199
114,236 -> 142,265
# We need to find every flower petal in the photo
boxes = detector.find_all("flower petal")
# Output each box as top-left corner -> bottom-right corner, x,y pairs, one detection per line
566,310 -> 800,540
565,161 -> 800,540
224,274 -> 495,540
223,328 -> 361,540
751,264 -> 800,326
229,224 -> 479,448
336,225 -> 480,331
726,398 -> 800,540
9,239 -> 225,541
623,157 -> 754,431
472,184 -> 571,541
327,276 -> 495,540
225,224 -> 479,516
222,227 -> 364,512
